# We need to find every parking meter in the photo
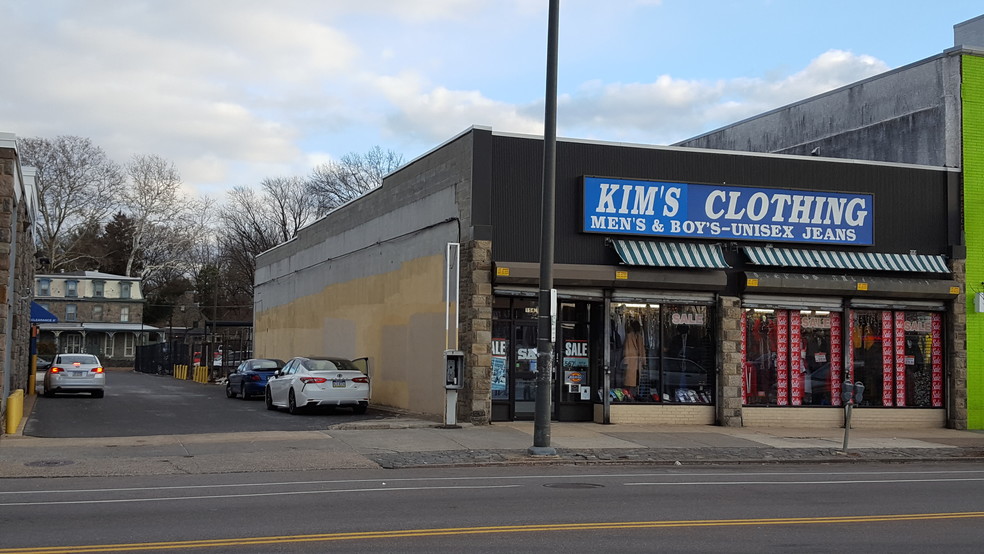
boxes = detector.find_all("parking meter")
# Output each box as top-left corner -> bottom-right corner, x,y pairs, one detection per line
842,380 -> 865,405
841,380 -> 865,451
853,381 -> 864,404
444,350 -> 464,390
842,380 -> 854,404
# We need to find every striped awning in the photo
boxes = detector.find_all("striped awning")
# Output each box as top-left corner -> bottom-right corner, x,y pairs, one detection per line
612,240 -> 730,269
742,246 -> 949,273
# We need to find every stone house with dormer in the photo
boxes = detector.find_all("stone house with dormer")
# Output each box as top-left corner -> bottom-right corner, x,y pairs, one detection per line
35,271 -> 158,367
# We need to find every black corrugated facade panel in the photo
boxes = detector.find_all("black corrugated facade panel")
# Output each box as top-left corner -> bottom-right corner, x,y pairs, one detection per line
486,133 -> 953,269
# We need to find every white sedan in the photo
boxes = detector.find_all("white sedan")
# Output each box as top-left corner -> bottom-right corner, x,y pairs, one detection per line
43,353 -> 106,398
265,356 -> 370,414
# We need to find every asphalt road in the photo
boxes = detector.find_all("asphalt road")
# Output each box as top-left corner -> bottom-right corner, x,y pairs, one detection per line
2,463 -> 983,552
24,369 -> 396,438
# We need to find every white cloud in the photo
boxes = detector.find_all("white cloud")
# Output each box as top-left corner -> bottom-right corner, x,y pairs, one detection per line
555,50 -> 889,144
2,0 -> 897,198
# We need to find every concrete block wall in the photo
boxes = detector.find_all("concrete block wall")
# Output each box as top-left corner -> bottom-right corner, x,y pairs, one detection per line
743,407 -> 945,429
743,407 -> 844,428
600,404 -> 716,425
851,408 -> 947,429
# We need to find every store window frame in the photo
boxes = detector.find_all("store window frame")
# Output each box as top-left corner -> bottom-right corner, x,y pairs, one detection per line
608,301 -> 716,406
740,303 -> 945,409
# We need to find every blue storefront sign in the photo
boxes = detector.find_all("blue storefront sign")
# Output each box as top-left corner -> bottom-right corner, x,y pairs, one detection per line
582,177 -> 873,245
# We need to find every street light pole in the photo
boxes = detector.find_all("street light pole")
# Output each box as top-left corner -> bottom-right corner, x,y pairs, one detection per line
530,0 -> 560,457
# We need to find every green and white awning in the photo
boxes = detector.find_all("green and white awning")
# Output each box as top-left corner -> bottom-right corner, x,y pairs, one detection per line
612,240 -> 730,269
742,246 -> 949,273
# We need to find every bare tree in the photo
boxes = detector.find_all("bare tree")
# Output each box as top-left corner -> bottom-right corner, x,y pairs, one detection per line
17,136 -> 125,270
217,178 -> 317,303
306,146 -> 404,216
121,154 -> 214,285
262,176 -> 316,242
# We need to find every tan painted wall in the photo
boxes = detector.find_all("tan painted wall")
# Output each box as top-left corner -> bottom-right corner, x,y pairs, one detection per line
255,253 -> 449,418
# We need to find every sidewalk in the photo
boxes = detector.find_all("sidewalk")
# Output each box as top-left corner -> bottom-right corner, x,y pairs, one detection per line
3,393 -> 984,478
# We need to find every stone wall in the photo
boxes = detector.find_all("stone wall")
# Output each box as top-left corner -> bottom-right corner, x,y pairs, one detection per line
458,239 -> 493,424
717,296 -> 743,426
1,142 -> 35,421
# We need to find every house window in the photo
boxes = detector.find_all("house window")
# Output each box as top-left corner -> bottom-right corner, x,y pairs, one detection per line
38,279 -> 50,296
103,335 -> 115,358
120,306 -> 130,322
66,304 -> 78,322
94,281 -> 104,298
66,280 -> 78,297
123,334 -> 135,357
120,282 -> 131,299
93,305 -> 103,321
64,334 -> 82,354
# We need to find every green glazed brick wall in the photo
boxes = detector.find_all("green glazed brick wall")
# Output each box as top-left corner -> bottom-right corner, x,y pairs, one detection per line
964,55 -> 984,429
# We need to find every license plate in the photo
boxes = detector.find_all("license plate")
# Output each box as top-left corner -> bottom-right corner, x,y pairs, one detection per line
332,379 -> 346,388
72,371 -> 85,377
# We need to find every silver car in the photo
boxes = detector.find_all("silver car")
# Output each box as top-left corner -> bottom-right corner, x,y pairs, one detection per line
265,356 -> 370,414
43,353 -> 106,398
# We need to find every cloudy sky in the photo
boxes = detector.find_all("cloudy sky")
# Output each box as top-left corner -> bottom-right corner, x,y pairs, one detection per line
4,0 -> 983,198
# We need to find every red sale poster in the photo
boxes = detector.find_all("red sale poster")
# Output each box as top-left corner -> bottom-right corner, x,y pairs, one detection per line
830,312 -> 842,407
740,314 -> 747,404
776,310 -> 789,406
931,313 -> 943,408
790,311 -> 802,406
894,312 -> 906,407
881,311 -> 894,406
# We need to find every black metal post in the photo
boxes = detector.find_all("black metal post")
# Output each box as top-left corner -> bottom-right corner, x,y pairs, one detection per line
530,0 -> 560,456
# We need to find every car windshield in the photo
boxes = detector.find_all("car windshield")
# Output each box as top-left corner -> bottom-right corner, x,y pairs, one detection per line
252,360 -> 281,369
58,355 -> 99,365
306,358 -> 360,372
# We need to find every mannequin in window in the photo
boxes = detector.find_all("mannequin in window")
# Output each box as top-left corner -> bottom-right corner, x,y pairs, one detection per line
623,320 -> 644,389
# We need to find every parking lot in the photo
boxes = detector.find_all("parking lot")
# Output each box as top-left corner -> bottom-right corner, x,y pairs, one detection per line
24,369 -> 394,438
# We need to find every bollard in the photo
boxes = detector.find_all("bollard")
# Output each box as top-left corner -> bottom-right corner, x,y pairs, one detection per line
5,389 -> 24,434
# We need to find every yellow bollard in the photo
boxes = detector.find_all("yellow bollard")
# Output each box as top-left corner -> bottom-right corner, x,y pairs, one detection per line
29,354 -> 37,396
5,389 -> 24,434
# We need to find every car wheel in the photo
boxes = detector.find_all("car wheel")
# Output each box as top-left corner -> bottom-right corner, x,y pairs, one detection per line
352,402 -> 368,415
43,388 -> 54,398
226,382 -> 236,398
240,384 -> 250,400
92,390 -> 104,398
265,387 -> 276,410
288,389 -> 302,415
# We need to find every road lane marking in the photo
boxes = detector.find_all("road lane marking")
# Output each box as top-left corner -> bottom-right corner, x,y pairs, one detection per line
4,468 -> 984,496
626,477 -> 984,486
1,512 -> 982,553
0,484 -> 521,507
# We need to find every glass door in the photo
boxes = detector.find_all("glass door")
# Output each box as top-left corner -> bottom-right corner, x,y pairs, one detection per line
556,300 -> 599,421
512,322 -> 539,420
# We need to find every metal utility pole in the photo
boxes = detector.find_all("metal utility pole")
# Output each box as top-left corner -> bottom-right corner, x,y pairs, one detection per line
530,0 -> 560,457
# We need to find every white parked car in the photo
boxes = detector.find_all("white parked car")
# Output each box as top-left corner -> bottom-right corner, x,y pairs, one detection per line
265,356 -> 370,414
43,353 -> 106,398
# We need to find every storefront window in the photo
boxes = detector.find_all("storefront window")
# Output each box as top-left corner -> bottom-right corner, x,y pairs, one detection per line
742,309 -> 843,407
610,303 -> 714,404
850,310 -> 943,407
743,307 -> 943,408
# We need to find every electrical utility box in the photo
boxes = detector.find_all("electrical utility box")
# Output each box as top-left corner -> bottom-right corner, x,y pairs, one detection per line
444,350 -> 464,389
